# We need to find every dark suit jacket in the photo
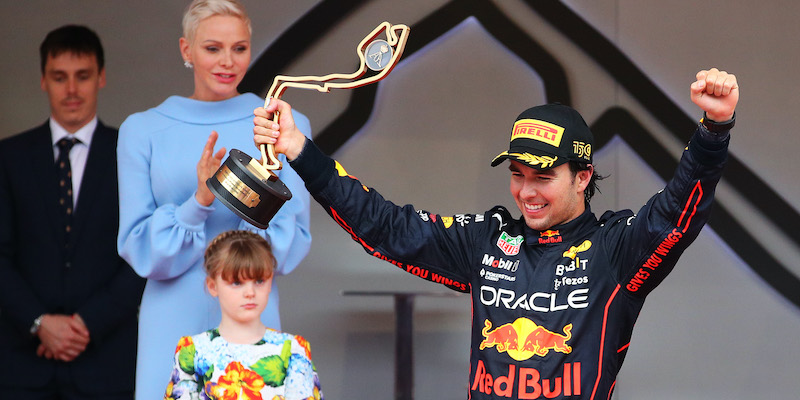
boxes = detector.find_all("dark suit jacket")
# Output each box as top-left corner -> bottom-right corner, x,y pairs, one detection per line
0,120 -> 145,394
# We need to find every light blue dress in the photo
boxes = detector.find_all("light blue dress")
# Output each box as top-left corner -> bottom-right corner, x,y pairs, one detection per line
117,93 -> 312,400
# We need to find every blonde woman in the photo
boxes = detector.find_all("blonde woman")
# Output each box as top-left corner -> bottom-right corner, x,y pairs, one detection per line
117,2 -> 311,399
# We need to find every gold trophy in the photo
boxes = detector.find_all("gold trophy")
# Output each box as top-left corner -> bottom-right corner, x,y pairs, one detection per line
207,22 -> 410,228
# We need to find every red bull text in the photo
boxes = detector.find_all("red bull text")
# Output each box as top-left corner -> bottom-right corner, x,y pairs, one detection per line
472,360 -> 582,398
539,230 -> 563,244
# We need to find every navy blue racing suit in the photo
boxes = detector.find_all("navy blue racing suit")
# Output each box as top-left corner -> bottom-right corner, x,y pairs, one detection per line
290,123 -> 729,399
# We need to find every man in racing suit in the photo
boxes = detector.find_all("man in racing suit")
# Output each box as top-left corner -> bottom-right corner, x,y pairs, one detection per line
253,68 -> 738,399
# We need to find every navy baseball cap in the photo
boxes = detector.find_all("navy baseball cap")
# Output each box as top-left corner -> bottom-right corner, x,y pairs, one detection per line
491,103 -> 594,170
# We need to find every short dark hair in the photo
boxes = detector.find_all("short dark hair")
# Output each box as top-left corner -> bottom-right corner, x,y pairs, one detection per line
40,25 -> 104,74
569,161 -> 604,206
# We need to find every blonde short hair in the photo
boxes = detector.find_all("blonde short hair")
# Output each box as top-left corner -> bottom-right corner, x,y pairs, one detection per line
182,0 -> 252,43
204,230 -> 275,282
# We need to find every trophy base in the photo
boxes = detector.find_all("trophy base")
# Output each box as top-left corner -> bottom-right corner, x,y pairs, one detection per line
207,149 -> 292,229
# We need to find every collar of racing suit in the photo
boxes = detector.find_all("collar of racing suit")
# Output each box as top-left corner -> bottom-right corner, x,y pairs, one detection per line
523,207 -> 599,247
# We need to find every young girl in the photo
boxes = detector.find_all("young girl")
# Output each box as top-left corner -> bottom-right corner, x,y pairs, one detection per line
164,231 -> 322,400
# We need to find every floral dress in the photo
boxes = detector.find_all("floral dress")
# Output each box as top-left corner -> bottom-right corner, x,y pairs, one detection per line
165,328 -> 323,400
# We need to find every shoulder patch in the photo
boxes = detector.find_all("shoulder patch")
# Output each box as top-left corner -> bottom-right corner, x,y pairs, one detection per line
497,231 -> 523,256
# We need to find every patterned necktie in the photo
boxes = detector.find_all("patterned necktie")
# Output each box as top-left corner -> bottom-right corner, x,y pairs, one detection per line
56,137 -> 79,249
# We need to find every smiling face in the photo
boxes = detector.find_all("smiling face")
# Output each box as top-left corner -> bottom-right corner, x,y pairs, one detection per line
180,14 -> 250,101
207,274 -> 272,326
40,52 -> 105,133
509,160 -> 592,231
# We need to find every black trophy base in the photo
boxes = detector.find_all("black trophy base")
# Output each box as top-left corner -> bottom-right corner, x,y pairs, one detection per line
206,149 -> 292,229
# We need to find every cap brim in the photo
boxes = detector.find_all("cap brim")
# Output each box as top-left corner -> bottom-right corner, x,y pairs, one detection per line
490,152 -> 511,167
490,151 -> 566,170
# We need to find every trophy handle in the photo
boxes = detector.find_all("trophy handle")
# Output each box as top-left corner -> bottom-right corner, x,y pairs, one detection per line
260,96 -> 282,172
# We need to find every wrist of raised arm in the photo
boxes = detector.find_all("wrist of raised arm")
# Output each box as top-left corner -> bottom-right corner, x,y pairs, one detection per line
284,135 -> 308,161
288,138 -> 336,194
701,112 -> 736,133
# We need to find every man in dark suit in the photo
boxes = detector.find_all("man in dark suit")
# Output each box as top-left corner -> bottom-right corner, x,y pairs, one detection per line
0,25 -> 145,399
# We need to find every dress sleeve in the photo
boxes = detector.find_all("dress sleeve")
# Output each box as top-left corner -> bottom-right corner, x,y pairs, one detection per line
284,335 -> 323,400
165,336 -> 201,400
116,116 -> 214,280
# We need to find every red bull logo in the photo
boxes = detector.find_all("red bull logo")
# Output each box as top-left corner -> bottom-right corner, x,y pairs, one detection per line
472,360 -> 582,398
512,119 -> 565,147
522,323 -> 573,357
480,320 -> 519,352
541,230 -> 559,238
539,229 -> 563,244
480,318 -> 573,361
